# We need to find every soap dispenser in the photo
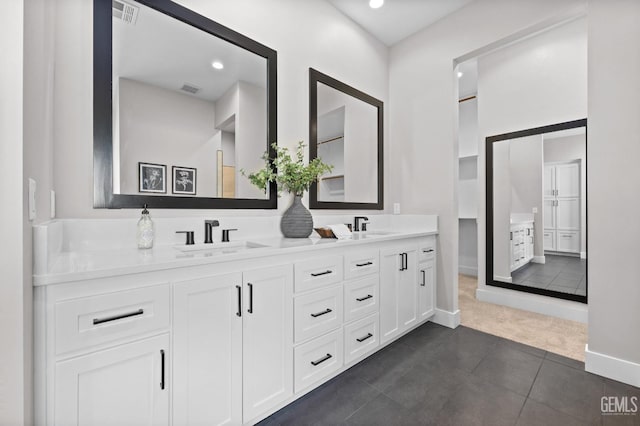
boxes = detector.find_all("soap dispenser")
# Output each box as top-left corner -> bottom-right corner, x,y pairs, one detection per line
137,204 -> 154,249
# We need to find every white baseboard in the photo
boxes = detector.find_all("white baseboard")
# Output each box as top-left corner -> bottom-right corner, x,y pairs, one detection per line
533,255 -> 546,264
585,344 -> 640,387
580,252 -> 587,259
476,286 -> 588,323
458,265 -> 478,276
495,275 -> 512,283
431,309 -> 460,329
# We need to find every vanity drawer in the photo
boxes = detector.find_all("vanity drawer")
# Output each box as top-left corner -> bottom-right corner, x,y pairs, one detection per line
418,238 -> 436,263
54,284 -> 170,356
344,250 -> 379,280
294,255 -> 343,293
294,285 -> 343,343
294,329 -> 344,393
344,275 -> 379,323
344,313 -> 379,365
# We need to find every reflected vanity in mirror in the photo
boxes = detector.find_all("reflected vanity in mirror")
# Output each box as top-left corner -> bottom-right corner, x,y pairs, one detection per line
94,0 -> 277,208
486,119 -> 587,303
309,69 -> 383,210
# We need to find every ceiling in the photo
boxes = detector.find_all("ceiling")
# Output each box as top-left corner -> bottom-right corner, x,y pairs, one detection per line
327,0 -> 474,46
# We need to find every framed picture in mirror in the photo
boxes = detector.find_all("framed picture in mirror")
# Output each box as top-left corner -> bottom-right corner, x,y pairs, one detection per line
172,166 -> 196,195
138,162 -> 166,194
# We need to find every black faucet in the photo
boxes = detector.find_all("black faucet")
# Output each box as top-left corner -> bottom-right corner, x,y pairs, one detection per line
354,216 -> 369,232
222,229 -> 238,242
204,220 -> 220,244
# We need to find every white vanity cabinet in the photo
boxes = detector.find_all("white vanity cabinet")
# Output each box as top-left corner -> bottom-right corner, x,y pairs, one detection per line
380,245 -> 418,343
510,222 -> 534,272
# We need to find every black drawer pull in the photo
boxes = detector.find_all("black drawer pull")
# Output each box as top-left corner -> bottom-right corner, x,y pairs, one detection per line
311,353 -> 332,366
357,333 -> 373,343
311,270 -> 332,277
93,308 -> 144,325
422,249 -> 434,253
356,261 -> 373,267
311,308 -> 332,318
356,294 -> 373,302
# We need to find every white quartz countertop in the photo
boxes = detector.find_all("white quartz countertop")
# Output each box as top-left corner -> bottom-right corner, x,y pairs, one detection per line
33,229 -> 437,286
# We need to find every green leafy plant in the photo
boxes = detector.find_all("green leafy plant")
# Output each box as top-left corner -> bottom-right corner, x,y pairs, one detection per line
242,142 -> 334,196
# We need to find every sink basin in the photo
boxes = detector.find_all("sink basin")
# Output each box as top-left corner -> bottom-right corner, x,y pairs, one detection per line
174,241 -> 270,253
350,231 -> 398,239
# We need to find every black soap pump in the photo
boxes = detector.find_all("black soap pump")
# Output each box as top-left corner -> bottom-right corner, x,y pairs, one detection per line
137,204 -> 154,249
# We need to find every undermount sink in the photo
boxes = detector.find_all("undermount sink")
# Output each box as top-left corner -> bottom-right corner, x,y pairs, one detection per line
174,241 -> 270,253
351,230 -> 398,239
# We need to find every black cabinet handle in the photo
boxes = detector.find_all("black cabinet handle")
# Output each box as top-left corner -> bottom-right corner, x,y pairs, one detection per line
422,249 -> 434,253
357,333 -> 373,343
311,308 -> 332,318
311,353 -> 332,366
247,283 -> 253,314
93,308 -> 144,325
160,349 -> 165,390
236,285 -> 242,317
356,261 -> 373,267
311,270 -> 332,277
356,294 -> 373,302
421,270 -> 426,287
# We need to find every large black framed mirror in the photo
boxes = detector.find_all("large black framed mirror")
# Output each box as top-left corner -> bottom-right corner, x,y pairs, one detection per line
486,118 -> 587,303
309,68 -> 383,210
94,0 -> 277,209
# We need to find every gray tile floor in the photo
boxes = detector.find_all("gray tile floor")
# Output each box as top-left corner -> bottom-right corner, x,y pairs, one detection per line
511,255 -> 587,296
259,324 -> 639,426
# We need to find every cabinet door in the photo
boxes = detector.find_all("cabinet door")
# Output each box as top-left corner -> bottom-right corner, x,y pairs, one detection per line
543,199 -> 556,229
173,273 -> 242,426
556,198 -> 580,230
380,247 -> 417,344
418,260 -> 435,321
544,165 -> 556,198
243,264 -> 294,422
55,334 -> 169,426
557,231 -> 580,253
543,230 -> 556,251
555,163 -> 580,197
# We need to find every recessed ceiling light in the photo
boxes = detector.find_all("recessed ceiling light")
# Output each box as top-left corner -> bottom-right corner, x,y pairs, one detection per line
369,0 -> 384,9
457,71 -> 464,78
212,61 -> 224,70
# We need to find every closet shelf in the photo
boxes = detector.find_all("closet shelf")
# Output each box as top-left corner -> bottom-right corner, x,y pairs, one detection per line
321,174 -> 345,181
318,135 -> 344,145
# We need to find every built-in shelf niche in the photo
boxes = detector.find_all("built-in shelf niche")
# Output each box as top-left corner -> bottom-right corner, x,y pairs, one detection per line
318,106 -> 345,201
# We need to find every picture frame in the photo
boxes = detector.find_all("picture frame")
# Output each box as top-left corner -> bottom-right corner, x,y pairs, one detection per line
173,166 -> 197,195
138,162 -> 167,193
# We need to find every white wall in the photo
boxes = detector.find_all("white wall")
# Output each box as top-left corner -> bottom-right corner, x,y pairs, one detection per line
587,0 -> 640,375
544,133 -> 587,253
51,0 -> 389,218
492,141 -> 512,279
118,78 -> 218,197
0,1 -> 28,424
389,0 -> 586,313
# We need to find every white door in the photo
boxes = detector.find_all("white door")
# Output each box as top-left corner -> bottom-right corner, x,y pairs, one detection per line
556,198 -> 580,230
55,334 -> 169,426
173,273 -> 243,426
398,250 -> 418,330
555,163 -> 580,198
543,199 -> 556,229
242,264 -> 294,422
418,260 -> 435,321
544,165 -> 556,198
543,230 -> 556,251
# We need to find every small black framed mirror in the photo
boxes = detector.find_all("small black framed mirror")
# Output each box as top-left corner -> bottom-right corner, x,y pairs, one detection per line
486,118 -> 587,303
309,68 -> 383,210
94,0 -> 277,209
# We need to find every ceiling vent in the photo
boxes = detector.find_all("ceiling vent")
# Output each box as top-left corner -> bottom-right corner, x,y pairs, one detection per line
180,83 -> 201,95
112,0 -> 139,25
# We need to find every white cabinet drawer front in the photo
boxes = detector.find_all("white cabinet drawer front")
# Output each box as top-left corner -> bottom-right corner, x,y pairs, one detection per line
557,231 -> 580,253
344,275 -> 379,323
344,313 -> 379,365
294,286 -> 343,343
294,329 -> 343,393
344,250 -> 379,280
55,284 -> 170,356
418,238 -> 436,263
294,256 -> 343,293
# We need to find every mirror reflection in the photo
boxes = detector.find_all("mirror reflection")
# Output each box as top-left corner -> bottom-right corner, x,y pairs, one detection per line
112,0 -> 268,199
309,69 -> 383,209
492,124 -> 586,297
